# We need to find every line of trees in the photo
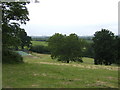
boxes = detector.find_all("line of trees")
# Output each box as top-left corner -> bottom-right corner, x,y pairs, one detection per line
48,29 -> 119,65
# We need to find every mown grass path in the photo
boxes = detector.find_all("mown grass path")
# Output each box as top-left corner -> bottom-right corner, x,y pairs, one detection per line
3,53 -> 119,88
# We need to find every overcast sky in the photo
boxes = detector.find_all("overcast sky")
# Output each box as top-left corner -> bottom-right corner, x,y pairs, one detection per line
21,0 -> 119,36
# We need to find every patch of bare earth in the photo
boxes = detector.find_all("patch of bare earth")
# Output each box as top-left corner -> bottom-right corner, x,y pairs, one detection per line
73,78 -> 81,81
31,84 -> 39,87
41,73 -> 47,76
32,73 -> 47,77
33,73 -> 39,76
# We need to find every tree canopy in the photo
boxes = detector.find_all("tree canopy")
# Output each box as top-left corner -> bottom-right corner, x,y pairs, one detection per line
2,2 -> 31,63
92,29 -> 116,65
48,33 -> 84,63
2,2 -> 30,48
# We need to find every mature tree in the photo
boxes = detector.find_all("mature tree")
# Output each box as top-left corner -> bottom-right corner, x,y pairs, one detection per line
48,33 -> 65,60
93,29 -> 116,65
48,33 -> 83,63
2,2 -> 30,63
2,2 -> 30,48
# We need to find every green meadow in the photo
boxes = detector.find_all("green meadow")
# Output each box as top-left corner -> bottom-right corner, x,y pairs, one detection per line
3,52 -> 118,88
31,41 -> 48,46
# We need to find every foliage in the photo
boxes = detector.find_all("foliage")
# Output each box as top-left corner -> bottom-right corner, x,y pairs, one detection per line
2,2 -> 29,24
2,49 -> 23,64
17,28 -> 32,50
2,23 -> 21,48
82,42 -> 94,58
48,33 -> 84,63
2,2 -> 30,48
30,45 -> 50,54
30,41 -> 50,54
2,2 -> 30,63
114,36 -> 120,65
93,29 -> 116,65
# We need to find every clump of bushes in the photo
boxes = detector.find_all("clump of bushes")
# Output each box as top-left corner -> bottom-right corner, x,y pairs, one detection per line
30,45 -> 50,54
2,49 -> 23,64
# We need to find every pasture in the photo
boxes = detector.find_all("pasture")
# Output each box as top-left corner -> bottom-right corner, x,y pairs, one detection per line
2,52 -> 118,88
31,41 -> 48,46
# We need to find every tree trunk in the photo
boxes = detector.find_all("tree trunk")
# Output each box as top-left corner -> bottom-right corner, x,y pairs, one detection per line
67,60 -> 69,63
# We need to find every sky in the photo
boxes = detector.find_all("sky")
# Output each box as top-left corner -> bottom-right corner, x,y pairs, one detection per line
21,0 -> 119,36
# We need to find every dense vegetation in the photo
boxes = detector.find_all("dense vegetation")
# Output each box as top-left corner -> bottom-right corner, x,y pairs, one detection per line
31,36 -> 94,58
31,30 -> 119,66
48,33 -> 85,63
93,29 -> 119,65
30,41 -> 50,54
2,2 -> 31,63
46,30 -> 119,65
30,45 -> 50,54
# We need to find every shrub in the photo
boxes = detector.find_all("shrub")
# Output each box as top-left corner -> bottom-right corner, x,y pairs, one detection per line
2,49 -> 23,64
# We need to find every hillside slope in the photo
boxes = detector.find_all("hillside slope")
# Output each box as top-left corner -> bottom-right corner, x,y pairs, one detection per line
3,53 -> 118,88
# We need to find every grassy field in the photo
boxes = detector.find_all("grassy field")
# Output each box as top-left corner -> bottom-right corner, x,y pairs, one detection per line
31,41 -> 48,46
2,52 -> 118,88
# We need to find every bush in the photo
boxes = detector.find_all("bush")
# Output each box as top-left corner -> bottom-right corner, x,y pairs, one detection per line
2,49 -> 23,64
30,45 -> 50,54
